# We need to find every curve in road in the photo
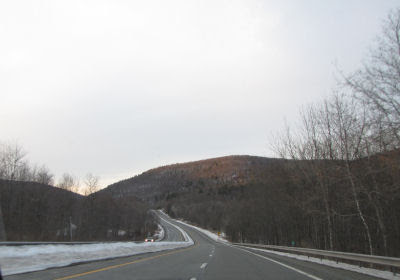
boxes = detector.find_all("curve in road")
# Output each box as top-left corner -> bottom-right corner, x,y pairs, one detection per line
155,210 -> 187,242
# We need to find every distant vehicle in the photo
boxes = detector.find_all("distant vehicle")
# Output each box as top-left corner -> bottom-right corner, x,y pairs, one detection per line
145,237 -> 155,242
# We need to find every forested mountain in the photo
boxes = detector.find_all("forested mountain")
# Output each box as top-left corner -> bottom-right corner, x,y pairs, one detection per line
105,155 -> 282,202
106,152 -> 400,257
0,179 -> 151,241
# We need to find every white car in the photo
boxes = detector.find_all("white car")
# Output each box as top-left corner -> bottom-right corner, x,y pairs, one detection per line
145,237 -> 155,242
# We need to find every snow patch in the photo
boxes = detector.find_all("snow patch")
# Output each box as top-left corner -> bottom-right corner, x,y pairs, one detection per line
174,219 -> 228,243
154,224 -> 165,241
0,221 -> 193,277
1,212 -> 195,276
0,241 -> 191,276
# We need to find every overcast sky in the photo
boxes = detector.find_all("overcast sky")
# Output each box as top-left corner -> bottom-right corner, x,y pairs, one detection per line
1,0 -> 398,187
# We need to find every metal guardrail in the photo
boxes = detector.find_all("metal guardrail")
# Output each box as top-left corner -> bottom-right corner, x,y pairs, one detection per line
0,241 -> 142,246
0,241 -> 99,246
233,243 -> 400,273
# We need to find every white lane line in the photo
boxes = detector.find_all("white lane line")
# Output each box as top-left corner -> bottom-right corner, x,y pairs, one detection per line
200,263 -> 208,269
235,246 -> 323,280
157,214 -> 193,243
209,254 -> 213,257
165,214 -> 317,279
189,278 -> 197,280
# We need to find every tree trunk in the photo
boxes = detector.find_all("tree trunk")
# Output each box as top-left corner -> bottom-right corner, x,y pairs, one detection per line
321,182 -> 334,250
345,161 -> 373,255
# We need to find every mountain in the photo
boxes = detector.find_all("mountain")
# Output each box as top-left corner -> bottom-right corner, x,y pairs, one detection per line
104,155 -> 283,203
105,153 -> 400,257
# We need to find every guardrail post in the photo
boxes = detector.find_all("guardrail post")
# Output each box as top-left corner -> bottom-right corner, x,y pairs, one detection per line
390,266 -> 397,276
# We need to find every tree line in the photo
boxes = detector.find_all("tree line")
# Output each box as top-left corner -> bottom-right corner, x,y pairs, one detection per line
0,143 -> 154,241
0,179 -> 153,241
0,142 -> 53,185
0,141 -> 104,195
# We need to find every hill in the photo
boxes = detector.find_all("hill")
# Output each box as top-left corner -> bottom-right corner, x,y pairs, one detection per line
105,155 -> 282,203
0,180 -> 150,241
0,180 -> 83,240
106,153 -> 400,257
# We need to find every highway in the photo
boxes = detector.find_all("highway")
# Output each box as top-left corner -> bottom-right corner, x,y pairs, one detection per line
5,212 -> 384,280
155,210 -> 185,242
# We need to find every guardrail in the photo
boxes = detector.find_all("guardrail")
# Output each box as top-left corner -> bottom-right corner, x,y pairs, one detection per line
0,241 -> 99,246
233,243 -> 400,274
0,241 -> 142,246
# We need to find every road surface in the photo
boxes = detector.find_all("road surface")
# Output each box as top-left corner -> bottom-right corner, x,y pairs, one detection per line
5,212 -> 384,280
155,210 -> 185,242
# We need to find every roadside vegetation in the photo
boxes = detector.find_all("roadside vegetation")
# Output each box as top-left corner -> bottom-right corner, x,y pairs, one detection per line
270,8 -> 400,256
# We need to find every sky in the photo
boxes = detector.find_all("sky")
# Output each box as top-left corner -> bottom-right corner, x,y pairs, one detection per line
1,0 -> 399,187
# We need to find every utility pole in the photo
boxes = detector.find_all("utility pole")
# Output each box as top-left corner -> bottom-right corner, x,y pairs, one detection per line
69,216 -> 73,242
0,203 -> 6,241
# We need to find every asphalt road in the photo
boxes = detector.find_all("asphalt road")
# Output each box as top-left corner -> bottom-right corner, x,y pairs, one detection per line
5,212 -> 385,280
155,211 -> 185,242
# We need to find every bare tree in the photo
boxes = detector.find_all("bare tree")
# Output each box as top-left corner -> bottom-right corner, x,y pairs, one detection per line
0,142 -> 27,242
35,165 -> 54,185
84,173 -> 100,195
345,8 -> 400,147
0,142 -> 55,185
329,94 -> 374,255
271,106 -> 337,250
0,142 -> 27,181
342,9 -> 400,255
272,93 -> 377,254
57,173 -> 80,193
